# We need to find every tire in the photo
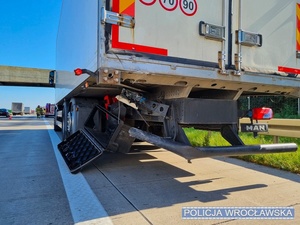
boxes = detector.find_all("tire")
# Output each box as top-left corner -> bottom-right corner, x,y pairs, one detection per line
54,109 -> 61,131
62,101 -> 72,140
62,101 -> 68,140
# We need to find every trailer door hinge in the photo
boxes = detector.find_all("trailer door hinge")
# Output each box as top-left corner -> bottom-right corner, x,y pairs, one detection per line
199,21 -> 225,41
236,30 -> 262,47
101,7 -> 135,28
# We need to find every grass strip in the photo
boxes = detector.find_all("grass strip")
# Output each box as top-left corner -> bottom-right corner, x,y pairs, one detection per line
184,128 -> 300,174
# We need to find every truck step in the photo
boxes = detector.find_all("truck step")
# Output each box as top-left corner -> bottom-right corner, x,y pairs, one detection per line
58,105 -> 135,173
58,129 -> 104,173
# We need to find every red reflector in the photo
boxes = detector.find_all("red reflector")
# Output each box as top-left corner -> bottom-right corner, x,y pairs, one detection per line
74,68 -> 83,76
252,107 -> 273,120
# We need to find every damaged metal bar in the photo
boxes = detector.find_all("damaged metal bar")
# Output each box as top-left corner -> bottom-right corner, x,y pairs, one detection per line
129,127 -> 298,161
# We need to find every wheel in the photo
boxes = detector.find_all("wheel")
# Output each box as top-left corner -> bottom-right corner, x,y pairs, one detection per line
62,101 -> 73,140
62,101 -> 69,140
54,110 -> 62,131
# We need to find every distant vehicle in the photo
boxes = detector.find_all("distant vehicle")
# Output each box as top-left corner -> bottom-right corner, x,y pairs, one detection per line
0,108 -> 10,117
11,102 -> 24,115
45,103 -> 55,117
24,107 -> 31,115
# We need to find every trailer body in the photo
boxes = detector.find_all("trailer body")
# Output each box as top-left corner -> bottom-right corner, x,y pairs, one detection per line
53,0 -> 300,173
45,103 -> 55,117
11,102 -> 24,116
24,107 -> 30,115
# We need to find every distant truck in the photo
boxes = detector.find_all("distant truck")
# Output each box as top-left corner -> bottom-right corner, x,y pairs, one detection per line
11,102 -> 24,115
45,103 -> 55,117
24,107 -> 31,115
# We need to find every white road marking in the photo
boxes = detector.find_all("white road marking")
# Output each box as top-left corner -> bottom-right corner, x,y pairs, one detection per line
45,120 -> 113,225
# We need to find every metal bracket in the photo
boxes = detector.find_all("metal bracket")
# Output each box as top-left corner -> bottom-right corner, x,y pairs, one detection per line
119,89 -> 169,117
221,125 -> 244,146
233,53 -> 242,76
101,7 -> 135,28
236,30 -> 262,47
218,51 -> 228,75
199,21 -> 225,41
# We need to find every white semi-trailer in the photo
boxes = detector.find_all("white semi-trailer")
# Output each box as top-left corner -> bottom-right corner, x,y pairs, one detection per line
53,0 -> 300,173
24,107 -> 30,115
11,102 -> 24,116
45,103 -> 55,117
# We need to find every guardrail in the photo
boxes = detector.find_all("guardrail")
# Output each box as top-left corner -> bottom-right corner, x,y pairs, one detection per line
240,118 -> 300,139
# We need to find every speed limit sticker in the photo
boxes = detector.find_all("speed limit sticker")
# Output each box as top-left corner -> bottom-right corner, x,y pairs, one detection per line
179,0 -> 197,16
139,0 -> 198,16
159,0 -> 178,11
140,0 -> 156,5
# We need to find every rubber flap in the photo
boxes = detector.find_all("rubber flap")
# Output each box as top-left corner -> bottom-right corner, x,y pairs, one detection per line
58,129 -> 104,173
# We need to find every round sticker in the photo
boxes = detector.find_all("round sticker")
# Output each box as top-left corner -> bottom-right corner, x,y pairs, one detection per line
159,0 -> 178,11
140,0 -> 156,6
179,0 -> 197,16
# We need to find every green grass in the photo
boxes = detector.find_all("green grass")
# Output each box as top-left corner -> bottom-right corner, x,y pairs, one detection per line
184,128 -> 300,174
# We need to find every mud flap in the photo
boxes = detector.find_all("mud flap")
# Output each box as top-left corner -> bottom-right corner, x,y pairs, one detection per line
58,105 -> 135,173
58,129 -> 104,173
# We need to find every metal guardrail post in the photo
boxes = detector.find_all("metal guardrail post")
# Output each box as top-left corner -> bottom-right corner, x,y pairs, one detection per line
298,98 -> 300,116
273,136 -> 279,144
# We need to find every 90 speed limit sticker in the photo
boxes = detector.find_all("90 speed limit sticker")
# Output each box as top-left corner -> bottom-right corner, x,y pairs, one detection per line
140,0 -> 197,16
179,0 -> 197,16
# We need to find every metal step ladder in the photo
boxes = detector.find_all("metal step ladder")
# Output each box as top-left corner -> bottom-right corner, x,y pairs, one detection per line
58,105 -> 134,173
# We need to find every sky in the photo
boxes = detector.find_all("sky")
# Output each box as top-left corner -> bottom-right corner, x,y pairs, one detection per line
0,0 -> 62,110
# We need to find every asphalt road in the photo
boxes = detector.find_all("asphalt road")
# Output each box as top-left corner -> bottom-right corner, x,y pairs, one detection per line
0,115 -> 299,225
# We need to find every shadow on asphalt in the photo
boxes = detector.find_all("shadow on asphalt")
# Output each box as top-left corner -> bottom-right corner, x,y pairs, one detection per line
215,157 -> 300,183
81,147 -> 268,212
